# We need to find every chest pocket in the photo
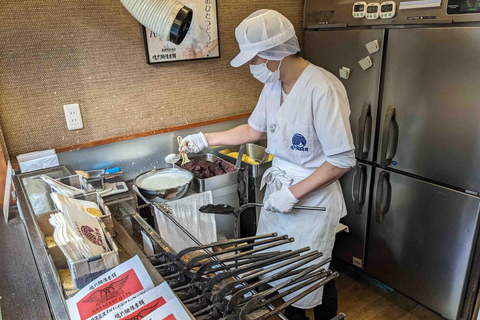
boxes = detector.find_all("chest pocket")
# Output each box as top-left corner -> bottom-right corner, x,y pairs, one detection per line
281,124 -> 315,160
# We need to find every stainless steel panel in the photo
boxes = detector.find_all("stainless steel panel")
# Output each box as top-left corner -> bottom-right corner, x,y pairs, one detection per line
175,153 -> 239,193
213,141 -> 272,178
14,175 -> 72,320
304,29 -> 384,162
303,0 -> 480,27
333,163 -> 373,267
57,118 -> 248,181
213,141 -> 272,236
17,165 -> 73,215
366,169 -> 480,320
377,27 -> 480,193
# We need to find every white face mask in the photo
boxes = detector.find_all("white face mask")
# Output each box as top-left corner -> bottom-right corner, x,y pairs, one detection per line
249,60 -> 282,84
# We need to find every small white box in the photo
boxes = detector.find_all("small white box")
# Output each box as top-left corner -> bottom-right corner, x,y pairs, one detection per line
358,56 -> 373,70
339,67 -> 351,80
366,40 -> 380,54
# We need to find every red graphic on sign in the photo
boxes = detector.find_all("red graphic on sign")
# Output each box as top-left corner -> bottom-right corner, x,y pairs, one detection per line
122,297 -> 166,320
81,225 -> 103,246
163,314 -> 176,320
77,269 -> 144,320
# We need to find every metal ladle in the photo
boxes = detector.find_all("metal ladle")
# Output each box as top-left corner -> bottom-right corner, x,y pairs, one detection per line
199,203 -> 326,239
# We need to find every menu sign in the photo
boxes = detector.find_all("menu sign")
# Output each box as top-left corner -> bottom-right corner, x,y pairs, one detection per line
142,299 -> 191,320
103,282 -> 176,320
67,256 -> 154,320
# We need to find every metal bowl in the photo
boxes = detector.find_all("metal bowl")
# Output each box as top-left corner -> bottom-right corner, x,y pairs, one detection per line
134,167 -> 194,202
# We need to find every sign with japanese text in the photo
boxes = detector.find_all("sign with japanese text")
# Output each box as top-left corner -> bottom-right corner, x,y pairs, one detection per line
103,282 -> 177,320
144,0 -> 220,64
66,256 -> 154,320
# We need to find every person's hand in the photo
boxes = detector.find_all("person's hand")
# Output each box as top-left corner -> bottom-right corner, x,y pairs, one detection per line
264,187 -> 299,213
179,132 -> 209,154
182,46 -> 197,59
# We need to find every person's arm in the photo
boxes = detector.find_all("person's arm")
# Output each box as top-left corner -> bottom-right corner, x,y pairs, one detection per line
289,161 -> 350,200
205,124 -> 265,146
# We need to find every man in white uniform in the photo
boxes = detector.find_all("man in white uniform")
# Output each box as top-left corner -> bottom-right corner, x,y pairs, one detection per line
180,9 -> 356,320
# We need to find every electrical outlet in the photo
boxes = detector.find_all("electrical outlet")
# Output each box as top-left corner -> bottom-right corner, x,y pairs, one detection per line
63,103 -> 83,130
353,257 -> 363,268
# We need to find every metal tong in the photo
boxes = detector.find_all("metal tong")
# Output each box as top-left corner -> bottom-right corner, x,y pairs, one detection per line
157,235 -> 294,292
152,233 -> 278,272
211,250 -> 324,307
195,258 -> 336,319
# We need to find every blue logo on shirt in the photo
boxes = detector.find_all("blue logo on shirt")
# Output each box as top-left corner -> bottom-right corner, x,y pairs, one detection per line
290,133 -> 308,152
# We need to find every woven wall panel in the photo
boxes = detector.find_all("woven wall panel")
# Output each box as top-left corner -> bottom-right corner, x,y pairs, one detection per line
0,0 -> 304,156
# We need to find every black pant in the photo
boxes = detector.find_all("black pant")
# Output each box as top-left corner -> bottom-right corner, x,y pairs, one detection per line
284,280 -> 338,320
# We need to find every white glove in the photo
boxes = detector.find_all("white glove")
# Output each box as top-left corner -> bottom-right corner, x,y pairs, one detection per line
179,132 -> 209,153
264,188 -> 299,213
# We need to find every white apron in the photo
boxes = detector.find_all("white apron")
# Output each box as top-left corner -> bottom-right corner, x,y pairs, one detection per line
256,157 -> 347,309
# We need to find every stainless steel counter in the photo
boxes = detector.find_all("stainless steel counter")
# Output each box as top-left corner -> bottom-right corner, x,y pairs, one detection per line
11,166 -> 196,320
9,163 -> 288,320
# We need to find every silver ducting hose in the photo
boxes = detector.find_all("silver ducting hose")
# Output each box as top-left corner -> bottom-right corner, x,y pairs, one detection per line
120,0 -> 193,45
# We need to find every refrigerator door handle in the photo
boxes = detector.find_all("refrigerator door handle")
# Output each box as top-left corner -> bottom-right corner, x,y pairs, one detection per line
380,106 -> 399,167
356,103 -> 372,160
375,171 -> 392,223
353,164 -> 367,215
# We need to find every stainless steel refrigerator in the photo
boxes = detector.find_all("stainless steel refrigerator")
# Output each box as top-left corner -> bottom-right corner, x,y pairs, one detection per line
304,27 -> 480,320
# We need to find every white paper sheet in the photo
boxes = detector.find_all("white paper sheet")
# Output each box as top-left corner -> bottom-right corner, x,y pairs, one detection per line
142,231 -> 155,257
17,149 -> 59,173
62,204 -> 108,256
155,191 -> 216,252
102,282 -> 176,320
399,0 -> 441,9
142,298 -> 191,320
3,160 -> 13,222
66,255 -> 154,320
16,149 -> 56,162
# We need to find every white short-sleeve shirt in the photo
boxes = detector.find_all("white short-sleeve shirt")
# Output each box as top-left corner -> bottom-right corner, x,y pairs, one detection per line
248,64 -> 355,169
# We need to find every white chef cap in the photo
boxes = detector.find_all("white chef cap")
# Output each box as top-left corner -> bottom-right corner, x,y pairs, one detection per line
230,9 -> 300,67
257,34 -> 300,61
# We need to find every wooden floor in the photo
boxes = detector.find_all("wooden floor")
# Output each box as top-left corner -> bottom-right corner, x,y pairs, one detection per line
304,264 -> 446,320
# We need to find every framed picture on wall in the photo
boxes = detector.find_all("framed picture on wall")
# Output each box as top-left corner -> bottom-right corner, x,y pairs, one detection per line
143,0 -> 220,64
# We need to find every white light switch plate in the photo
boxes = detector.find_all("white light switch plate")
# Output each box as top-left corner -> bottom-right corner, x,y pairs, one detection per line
63,103 -> 83,130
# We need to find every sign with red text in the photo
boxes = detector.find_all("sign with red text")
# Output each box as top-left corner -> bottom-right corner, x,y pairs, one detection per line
143,299 -> 192,320
103,282 -> 176,320
67,256 -> 154,320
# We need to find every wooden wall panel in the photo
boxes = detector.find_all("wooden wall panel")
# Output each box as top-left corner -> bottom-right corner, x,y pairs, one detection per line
0,0 -> 304,156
